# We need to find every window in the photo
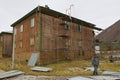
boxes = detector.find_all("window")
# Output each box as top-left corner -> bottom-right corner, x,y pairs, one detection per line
64,21 -> 70,30
65,39 -> 71,48
77,50 -> 81,56
19,41 -> 23,48
77,24 -> 81,32
78,40 -> 82,47
20,25 -> 23,32
14,28 -> 17,35
30,37 -> 35,46
30,18 -> 35,27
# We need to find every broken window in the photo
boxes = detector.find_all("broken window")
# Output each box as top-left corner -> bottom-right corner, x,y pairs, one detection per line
20,24 -> 23,32
30,18 -> 35,27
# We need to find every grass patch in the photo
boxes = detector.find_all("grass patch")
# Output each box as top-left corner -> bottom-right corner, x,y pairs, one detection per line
0,58 -> 120,76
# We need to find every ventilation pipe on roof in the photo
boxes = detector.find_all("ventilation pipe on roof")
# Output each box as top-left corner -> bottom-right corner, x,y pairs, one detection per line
45,5 -> 50,9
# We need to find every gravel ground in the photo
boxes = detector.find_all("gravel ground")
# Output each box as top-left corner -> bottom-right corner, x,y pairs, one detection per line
4,75 -> 69,80
2,75 -> 120,80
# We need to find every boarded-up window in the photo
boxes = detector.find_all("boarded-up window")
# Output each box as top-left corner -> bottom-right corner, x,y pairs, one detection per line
20,25 -> 23,32
30,18 -> 35,27
30,37 -> 35,46
19,41 -> 22,48
64,21 -> 70,30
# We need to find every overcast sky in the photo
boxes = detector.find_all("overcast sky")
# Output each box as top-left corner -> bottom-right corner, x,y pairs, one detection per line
0,0 -> 120,33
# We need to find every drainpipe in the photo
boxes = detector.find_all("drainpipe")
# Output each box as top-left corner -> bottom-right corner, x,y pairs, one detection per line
39,7 -> 42,51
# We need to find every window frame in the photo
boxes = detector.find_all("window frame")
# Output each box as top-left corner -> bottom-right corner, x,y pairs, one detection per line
30,36 -> 35,46
20,24 -> 23,32
19,40 -> 23,48
64,21 -> 70,30
77,24 -> 81,32
78,40 -> 82,47
30,18 -> 35,28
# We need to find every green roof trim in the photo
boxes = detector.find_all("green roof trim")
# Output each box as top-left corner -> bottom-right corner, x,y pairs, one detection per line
11,6 -> 102,31
1,32 -> 13,34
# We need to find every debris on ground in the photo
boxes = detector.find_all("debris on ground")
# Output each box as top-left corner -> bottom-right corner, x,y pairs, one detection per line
7,75 -> 68,80
89,76 -> 120,80
68,67 -> 83,72
83,67 -> 100,71
28,53 -> 39,66
31,67 -> 53,72
102,71 -> 120,75
67,76 -> 93,80
0,70 -> 24,79
0,69 -> 5,74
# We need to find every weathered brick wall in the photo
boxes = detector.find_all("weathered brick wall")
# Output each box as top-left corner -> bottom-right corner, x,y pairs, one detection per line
14,13 -> 40,60
41,13 -> 94,62
14,12 -> 94,64
3,34 -> 13,57
82,26 -> 94,58
0,35 -> 2,58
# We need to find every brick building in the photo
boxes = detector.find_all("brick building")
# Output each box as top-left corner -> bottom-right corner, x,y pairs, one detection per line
11,6 -> 101,64
0,32 -> 13,58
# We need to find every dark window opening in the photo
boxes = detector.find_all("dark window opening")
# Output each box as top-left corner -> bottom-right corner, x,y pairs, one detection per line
64,21 -> 70,30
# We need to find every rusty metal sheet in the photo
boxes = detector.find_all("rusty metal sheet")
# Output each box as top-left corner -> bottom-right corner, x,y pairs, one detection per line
31,67 -> 53,72
0,70 -> 24,79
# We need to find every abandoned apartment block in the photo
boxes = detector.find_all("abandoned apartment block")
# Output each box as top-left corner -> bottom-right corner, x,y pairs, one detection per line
11,6 -> 101,64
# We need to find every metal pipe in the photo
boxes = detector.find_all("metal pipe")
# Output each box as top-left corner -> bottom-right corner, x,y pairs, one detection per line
11,28 -> 15,69
40,9 -> 42,51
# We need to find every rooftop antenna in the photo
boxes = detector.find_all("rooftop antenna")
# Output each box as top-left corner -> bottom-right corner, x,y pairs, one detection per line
66,4 -> 74,20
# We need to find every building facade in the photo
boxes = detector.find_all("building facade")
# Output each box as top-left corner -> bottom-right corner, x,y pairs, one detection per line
0,32 -> 13,58
11,6 -> 101,64
0,34 -> 2,58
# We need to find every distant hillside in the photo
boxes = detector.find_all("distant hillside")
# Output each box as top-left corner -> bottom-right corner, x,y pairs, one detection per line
96,20 -> 120,43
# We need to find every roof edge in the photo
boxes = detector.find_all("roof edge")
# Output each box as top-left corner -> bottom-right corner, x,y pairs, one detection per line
11,5 -> 101,31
